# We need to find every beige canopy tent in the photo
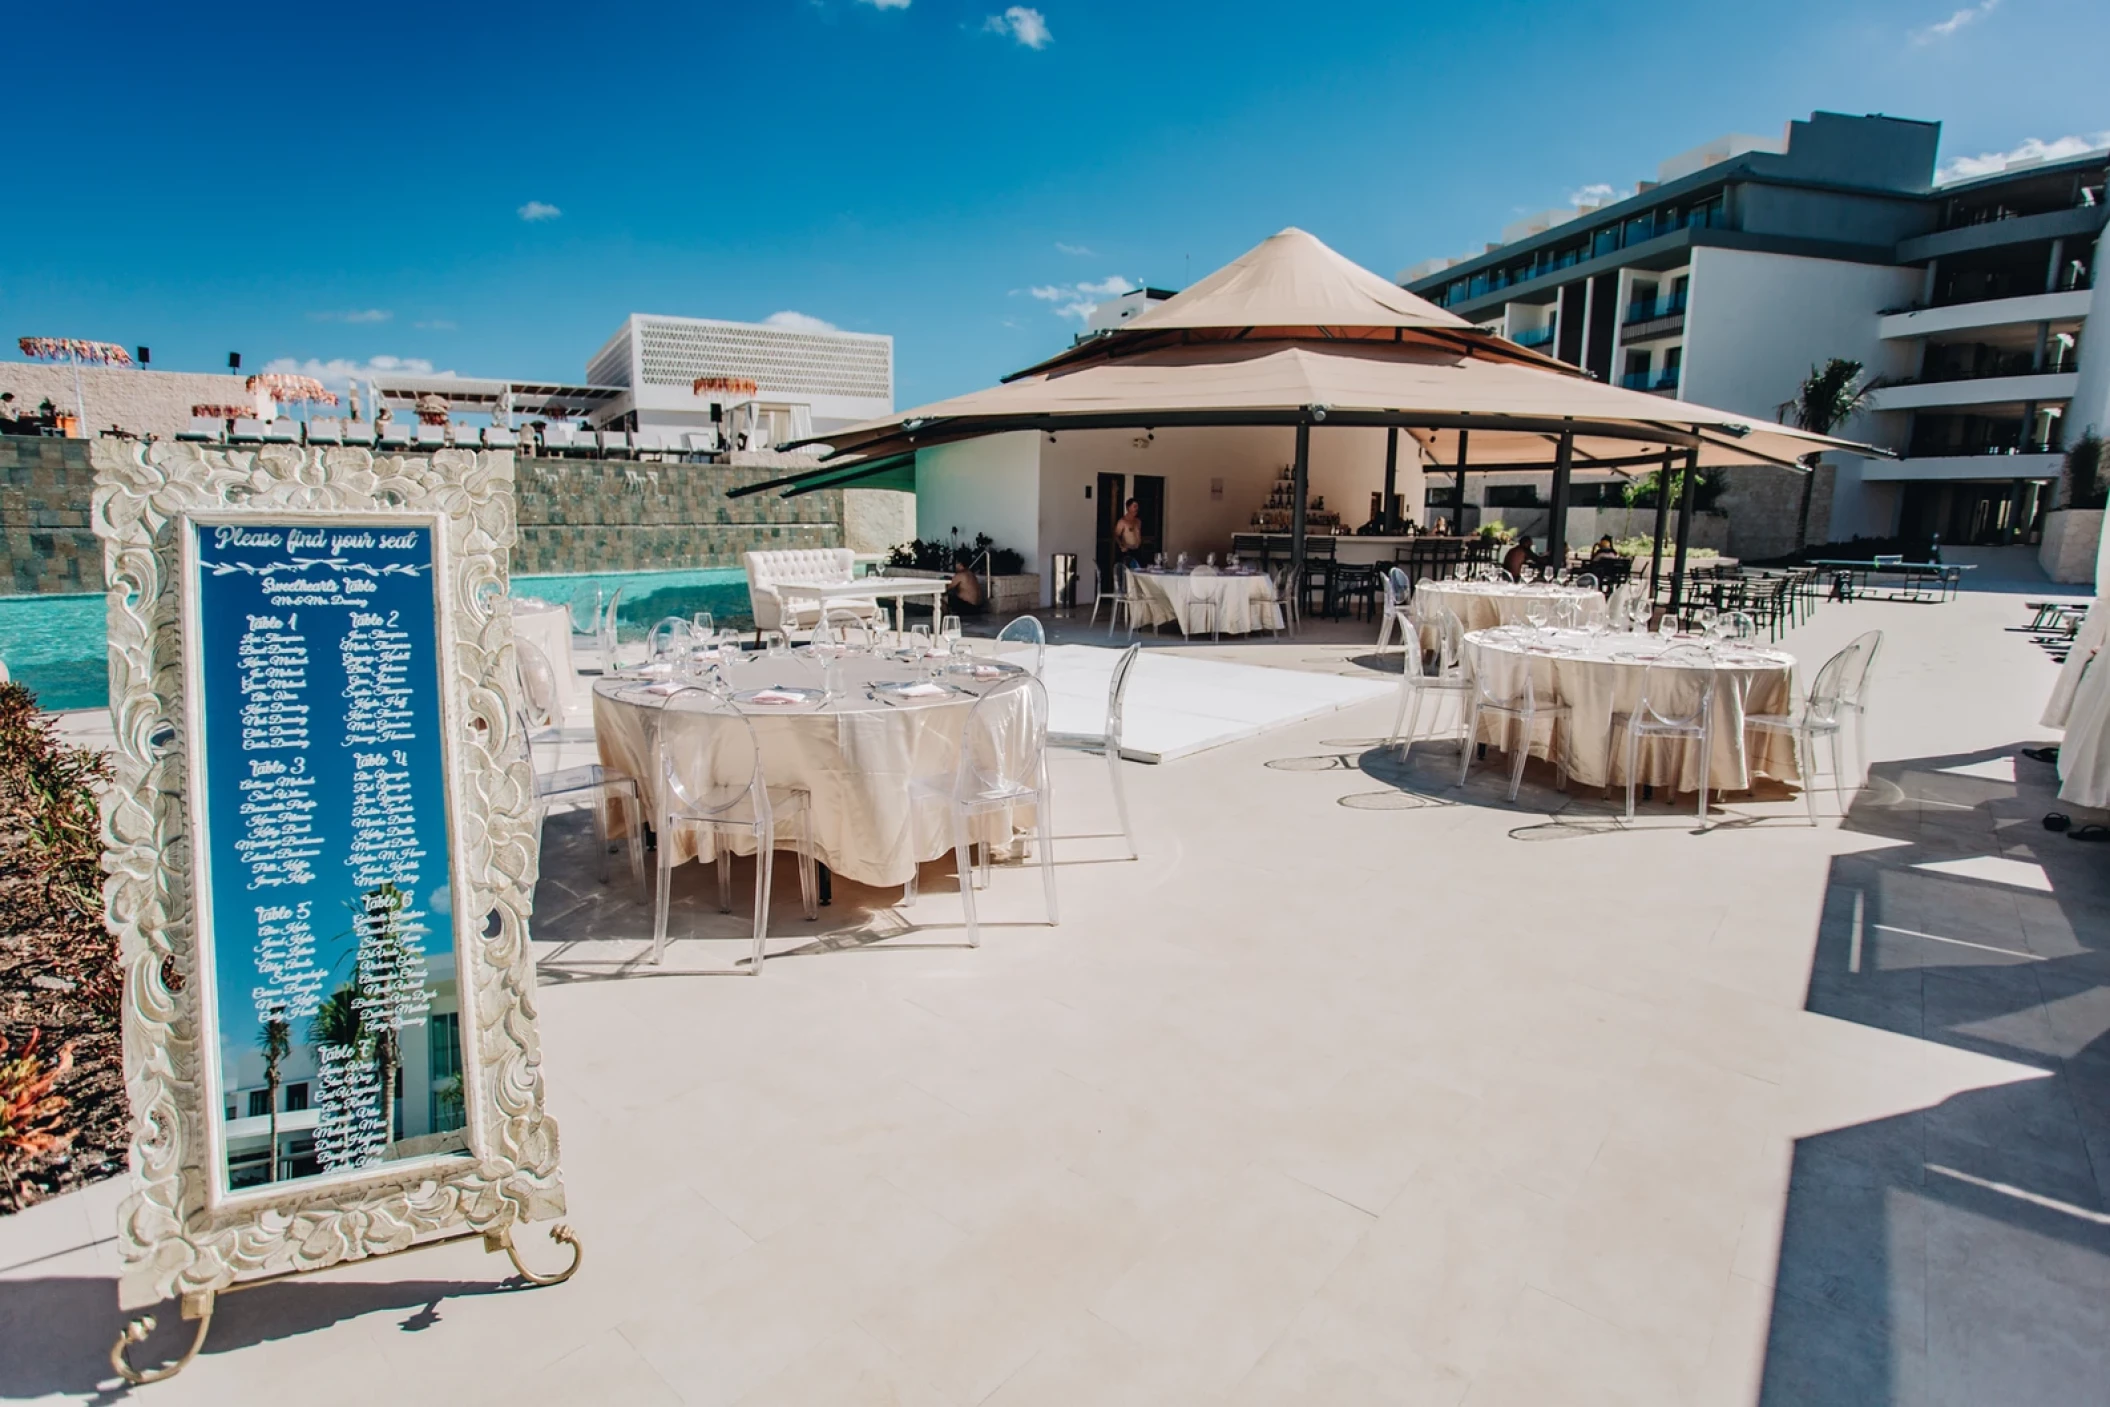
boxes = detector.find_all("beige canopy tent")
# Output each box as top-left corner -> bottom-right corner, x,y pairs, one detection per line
750,228 -> 1876,608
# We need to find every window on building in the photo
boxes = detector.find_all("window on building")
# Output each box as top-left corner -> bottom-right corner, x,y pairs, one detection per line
1625,215 -> 1656,247
1685,196 -> 1724,230
1592,226 -> 1621,259
430,1011 -> 465,1133
248,1089 -> 272,1118
285,1082 -> 309,1113
1485,484 -> 1543,508
1627,281 -> 1658,319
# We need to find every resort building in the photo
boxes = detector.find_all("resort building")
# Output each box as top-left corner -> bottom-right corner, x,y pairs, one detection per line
1400,111 -> 2110,549
582,314 -> 894,441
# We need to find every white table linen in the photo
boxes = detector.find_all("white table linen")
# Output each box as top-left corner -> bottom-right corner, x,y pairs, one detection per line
592,650 -> 1032,886
1461,628 -> 1801,792
2043,595 -> 2105,730
1131,570 -> 1283,636
1415,581 -> 1611,642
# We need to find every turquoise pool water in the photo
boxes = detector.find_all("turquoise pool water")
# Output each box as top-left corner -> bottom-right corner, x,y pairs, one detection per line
0,567 -> 753,713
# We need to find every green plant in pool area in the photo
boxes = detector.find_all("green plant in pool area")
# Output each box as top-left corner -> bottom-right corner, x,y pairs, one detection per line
1477,520 -> 1516,543
2065,431 -> 2106,510
0,682 -> 117,1015
888,534 -> 1027,576
1610,535 -> 1718,560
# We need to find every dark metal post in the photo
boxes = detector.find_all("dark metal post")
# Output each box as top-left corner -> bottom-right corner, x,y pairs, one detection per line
1546,428 -> 1573,575
1454,431 -> 1469,535
1290,421 -> 1310,617
1647,448 -> 1673,599
1382,427 -> 1400,532
1668,447 -> 1699,617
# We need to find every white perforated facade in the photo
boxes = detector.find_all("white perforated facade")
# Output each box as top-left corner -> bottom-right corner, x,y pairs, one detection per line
586,314 -> 893,437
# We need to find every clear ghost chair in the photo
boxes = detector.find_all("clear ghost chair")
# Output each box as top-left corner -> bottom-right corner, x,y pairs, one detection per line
906,674 -> 1058,946
821,602 -> 876,649
1049,641 -> 1140,859
1374,567 -> 1415,654
1571,572 -> 1599,592
1388,607 -> 1473,765
994,614 -> 1046,676
1487,566 -> 1516,584
1746,639 -> 1860,824
1268,564 -> 1299,636
567,584 -> 603,650
513,640 -> 643,893
596,584 -> 627,671
647,615 -> 693,660
1834,628 -> 1884,785
650,687 -> 817,972
1610,644 -> 1717,821
1459,641 -> 1571,802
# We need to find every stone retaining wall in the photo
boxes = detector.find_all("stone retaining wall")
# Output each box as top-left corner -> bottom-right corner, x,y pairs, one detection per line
1,436 -> 844,593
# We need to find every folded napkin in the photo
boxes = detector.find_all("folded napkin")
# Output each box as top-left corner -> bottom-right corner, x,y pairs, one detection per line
746,688 -> 811,705
889,681 -> 951,698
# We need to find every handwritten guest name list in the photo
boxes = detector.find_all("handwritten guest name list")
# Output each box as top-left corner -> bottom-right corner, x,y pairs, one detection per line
192,521 -> 464,1188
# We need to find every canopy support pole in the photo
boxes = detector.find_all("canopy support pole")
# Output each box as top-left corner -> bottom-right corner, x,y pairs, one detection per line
1382,427 -> 1400,532
1291,422 -> 1311,617
1647,448 -> 1673,601
1454,432 -> 1469,535
1546,428 -> 1574,575
1668,448 -> 1699,619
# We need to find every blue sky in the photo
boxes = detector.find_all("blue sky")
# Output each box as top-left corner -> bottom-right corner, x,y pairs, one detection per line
4,0 -> 2105,408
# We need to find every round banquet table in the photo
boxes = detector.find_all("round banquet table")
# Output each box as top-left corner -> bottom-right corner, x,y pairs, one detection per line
1460,627 -> 1802,793
512,597 -> 579,701
1414,581 -> 1610,644
1132,569 -> 1283,636
591,649 -> 1035,887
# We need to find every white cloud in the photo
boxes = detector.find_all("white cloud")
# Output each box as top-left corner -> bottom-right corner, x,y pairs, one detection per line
1912,0 -> 1998,43
1055,241 -> 1094,256
762,309 -> 839,332
858,0 -> 910,8
1566,182 -> 1630,208
308,308 -> 392,324
1938,131 -> 2110,183
262,354 -> 452,389
984,5 -> 1051,47
1030,276 -> 1133,322
517,200 -> 562,222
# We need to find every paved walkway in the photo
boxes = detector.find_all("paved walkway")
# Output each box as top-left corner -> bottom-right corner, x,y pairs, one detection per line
5,583 -> 2108,1404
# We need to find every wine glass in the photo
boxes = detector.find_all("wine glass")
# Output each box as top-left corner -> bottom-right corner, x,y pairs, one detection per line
1657,612 -> 1682,640
691,611 -> 715,643
1524,602 -> 1549,638
941,613 -> 963,647
909,623 -> 932,656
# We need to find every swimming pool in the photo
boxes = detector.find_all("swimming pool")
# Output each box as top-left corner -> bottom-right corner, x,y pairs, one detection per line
0,567 -> 754,714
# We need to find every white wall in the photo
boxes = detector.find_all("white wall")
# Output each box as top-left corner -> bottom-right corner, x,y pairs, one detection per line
1679,247 -> 1922,542
916,431 -> 1043,565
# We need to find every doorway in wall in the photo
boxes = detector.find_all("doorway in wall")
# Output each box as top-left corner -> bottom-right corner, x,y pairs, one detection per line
1094,472 -> 1165,590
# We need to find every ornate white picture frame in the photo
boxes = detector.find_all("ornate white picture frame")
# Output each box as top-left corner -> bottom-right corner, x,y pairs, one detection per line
91,441 -> 567,1325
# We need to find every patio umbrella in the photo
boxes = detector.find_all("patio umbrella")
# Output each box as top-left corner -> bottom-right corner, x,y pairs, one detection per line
763,229 -> 1879,611
17,336 -> 134,435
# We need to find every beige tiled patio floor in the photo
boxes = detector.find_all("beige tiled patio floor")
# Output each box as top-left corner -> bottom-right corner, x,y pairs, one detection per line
6,578 -> 2109,1404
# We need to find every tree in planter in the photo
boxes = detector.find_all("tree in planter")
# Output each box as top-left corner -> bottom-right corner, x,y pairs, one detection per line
1782,359 -> 1880,551
2064,431 -> 2106,510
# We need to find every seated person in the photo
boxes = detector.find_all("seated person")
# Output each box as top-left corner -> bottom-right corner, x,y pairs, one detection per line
947,553 -> 987,615
1592,535 -> 1618,558
1501,535 -> 1547,580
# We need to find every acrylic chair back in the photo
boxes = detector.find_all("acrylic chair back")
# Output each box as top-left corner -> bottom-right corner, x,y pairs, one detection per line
1106,642 -> 1143,752
597,584 -> 627,668
647,615 -> 693,660
1635,644 -> 1717,730
515,639 -> 563,731
657,688 -> 768,828
1804,640 -> 1861,728
954,674 -> 1051,808
568,584 -> 602,637
1838,629 -> 1883,710
994,614 -> 1046,676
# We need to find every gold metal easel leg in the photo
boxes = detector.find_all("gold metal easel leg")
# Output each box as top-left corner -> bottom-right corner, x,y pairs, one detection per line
110,1291 -> 215,1386
486,1222 -> 582,1287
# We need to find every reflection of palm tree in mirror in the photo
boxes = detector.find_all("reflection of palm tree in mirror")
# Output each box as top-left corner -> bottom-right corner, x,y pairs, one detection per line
256,1016 -> 289,1183
307,882 -> 421,1157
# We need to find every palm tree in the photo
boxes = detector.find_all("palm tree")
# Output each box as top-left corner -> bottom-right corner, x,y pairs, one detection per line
1782,359 -> 1881,551
256,1017 -> 290,1183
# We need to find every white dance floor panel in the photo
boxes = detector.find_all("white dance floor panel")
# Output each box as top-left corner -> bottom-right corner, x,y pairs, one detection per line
1040,645 -> 1392,764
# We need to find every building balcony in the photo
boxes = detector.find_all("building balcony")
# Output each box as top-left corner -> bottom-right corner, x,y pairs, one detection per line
1624,293 -> 1688,324
1870,370 -> 2077,413
1856,450 -> 2063,483
1509,324 -> 1556,349
1877,289 -> 2092,341
1619,371 -> 1682,394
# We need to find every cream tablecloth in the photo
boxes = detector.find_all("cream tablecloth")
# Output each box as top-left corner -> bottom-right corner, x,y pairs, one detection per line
1132,570 -> 1283,636
1415,581 -> 1610,642
513,597 -> 580,701
1461,628 -> 1801,793
592,651 -> 1033,886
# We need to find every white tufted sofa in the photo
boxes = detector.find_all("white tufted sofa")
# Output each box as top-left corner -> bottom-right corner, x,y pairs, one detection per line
743,548 -> 882,634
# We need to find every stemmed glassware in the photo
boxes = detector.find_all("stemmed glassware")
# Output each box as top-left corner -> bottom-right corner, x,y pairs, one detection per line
909,623 -> 933,657
941,614 -> 963,649
691,611 -> 715,644
1524,601 -> 1549,640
